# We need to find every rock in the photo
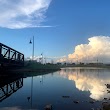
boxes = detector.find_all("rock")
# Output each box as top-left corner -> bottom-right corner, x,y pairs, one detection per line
96,108 -> 102,110
102,102 -> 110,110
104,98 -> 108,100
89,101 -> 95,104
73,101 -> 79,104
107,90 -> 110,93
45,104 -> 52,110
62,96 -> 70,98
102,102 -> 108,104
105,84 -> 110,89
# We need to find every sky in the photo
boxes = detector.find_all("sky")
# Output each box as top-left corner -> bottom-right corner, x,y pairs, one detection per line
1,0 -> 110,63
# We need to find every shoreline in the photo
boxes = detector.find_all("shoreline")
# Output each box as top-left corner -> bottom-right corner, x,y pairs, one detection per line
10,68 -> 61,73
0,68 -> 61,78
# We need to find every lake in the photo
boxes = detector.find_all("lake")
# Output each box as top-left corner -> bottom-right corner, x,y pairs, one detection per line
0,67 -> 110,110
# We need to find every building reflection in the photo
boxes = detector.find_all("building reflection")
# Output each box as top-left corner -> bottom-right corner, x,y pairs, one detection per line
0,74 -> 23,102
60,68 -> 110,101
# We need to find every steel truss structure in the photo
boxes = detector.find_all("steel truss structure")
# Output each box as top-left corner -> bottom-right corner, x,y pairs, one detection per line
0,43 -> 24,66
0,77 -> 23,102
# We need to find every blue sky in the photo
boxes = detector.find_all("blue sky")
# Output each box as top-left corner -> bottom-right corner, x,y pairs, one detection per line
0,0 -> 110,60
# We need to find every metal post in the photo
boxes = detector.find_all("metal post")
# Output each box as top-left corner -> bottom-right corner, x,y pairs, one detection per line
32,36 -> 34,60
42,53 -> 43,64
30,36 -> 34,61
0,43 -> 2,55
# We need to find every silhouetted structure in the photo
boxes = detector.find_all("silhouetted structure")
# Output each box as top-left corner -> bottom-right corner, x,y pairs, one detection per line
0,76 -> 23,102
0,43 -> 24,67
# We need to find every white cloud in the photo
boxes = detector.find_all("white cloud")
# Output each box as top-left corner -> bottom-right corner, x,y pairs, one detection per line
58,36 -> 110,63
26,55 -> 67,64
57,57 -> 67,63
69,36 -> 110,63
0,0 -> 52,29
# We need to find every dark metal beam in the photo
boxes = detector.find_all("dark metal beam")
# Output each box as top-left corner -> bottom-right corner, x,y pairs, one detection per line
0,78 -> 23,102
0,43 -> 24,67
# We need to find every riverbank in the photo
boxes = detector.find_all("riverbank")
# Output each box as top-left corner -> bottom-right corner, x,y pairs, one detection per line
0,62 -> 61,77
65,64 -> 110,68
9,61 -> 61,74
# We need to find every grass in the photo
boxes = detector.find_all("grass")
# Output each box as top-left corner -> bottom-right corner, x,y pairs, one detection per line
24,61 -> 61,70
9,61 -> 61,74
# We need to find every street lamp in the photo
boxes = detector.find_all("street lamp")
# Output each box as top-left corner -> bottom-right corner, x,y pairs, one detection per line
29,36 -> 34,61
41,53 -> 43,64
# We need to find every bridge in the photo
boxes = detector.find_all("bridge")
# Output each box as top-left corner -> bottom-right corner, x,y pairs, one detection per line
0,43 -> 24,67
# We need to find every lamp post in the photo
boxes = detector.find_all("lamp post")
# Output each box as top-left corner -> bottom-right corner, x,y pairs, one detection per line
41,53 -> 43,64
29,36 -> 34,109
29,36 -> 34,60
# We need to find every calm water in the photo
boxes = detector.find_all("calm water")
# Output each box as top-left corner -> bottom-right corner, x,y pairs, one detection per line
0,67 -> 110,110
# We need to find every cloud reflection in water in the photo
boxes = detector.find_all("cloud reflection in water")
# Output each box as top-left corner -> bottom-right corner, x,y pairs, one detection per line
60,68 -> 110,101
0,107 -> 38,110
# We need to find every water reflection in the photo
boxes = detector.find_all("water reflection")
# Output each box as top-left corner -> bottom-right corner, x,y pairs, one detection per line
0,107 -> 38,110
0,74 -> 23,102
60,67 -> 110,101
1,68 -> 110,110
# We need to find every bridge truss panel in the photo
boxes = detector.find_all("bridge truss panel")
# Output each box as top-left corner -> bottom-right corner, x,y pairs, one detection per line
0,43 -> 24,66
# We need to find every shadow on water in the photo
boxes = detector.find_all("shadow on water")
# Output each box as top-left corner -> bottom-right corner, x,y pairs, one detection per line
0,71 -> 24,102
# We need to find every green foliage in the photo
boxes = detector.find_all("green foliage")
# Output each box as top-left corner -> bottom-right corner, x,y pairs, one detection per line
24,61 -> 61,70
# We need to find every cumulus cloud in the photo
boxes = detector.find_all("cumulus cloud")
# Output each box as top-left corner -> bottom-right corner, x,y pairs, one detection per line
58,36 -> 110,63
60,68 -> 110,100
0,0 -> 52,29
26,55 -> 67,64
56,56 -> 68,63
69,36 -> 110,63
